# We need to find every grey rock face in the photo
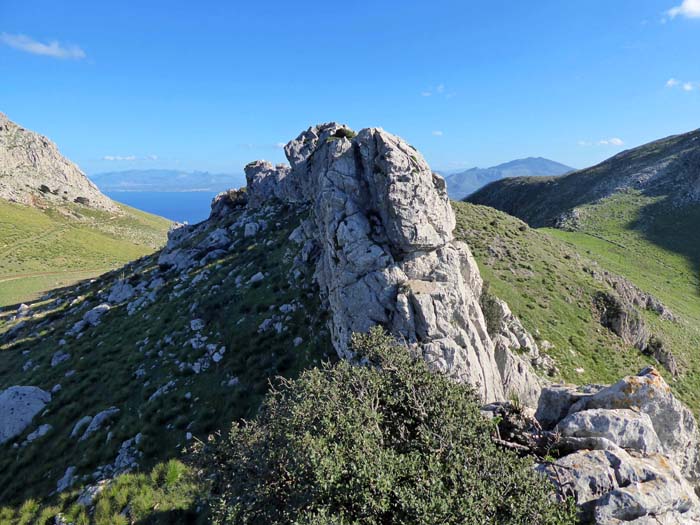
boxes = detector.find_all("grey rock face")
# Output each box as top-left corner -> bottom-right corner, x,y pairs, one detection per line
0,386 -> 51,444
537,368 -> 700,524
556,408 -> 662,454
243,123 -> 541,403
568,367 -> 700,482
536,383 -> 605,430
0,112 -> 117,211
540,449 -> 700,524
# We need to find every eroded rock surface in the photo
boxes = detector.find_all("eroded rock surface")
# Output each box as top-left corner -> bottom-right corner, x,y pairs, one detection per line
537,367 -> 700,524
243,123 -> 542,403
0,112 -> 117,211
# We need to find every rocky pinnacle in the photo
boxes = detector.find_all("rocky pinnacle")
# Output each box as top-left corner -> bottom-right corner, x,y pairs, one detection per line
244,123 -> 543,404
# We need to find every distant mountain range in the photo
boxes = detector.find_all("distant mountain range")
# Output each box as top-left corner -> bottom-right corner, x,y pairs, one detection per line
442,157 -> 574,200
467,129 -> 700,227
89,169 -> 245,193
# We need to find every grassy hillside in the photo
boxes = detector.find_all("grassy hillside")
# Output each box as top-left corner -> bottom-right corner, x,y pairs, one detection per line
542,191 -> 700,407
453,201 -> 700,411
0,201 -> 332,518
468,128 -> 700,227
0,199 -> 171,306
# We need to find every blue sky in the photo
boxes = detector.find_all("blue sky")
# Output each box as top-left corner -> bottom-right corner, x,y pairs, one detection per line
1,0 -> 699,175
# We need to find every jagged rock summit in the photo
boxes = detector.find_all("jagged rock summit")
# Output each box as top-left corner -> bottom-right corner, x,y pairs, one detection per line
0,112 -> 117,211
244,122 -> 545,404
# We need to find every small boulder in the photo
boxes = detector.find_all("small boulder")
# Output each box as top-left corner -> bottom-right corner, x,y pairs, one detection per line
83,304 -> 111,326
0,386 -> 51,444
56,466 -> 77,493
107,281 -> 135,303
51,351 -> 71,368
556,408 -> 662,454
79,407 -> 120,442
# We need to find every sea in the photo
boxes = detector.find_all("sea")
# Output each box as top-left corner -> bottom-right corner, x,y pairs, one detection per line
106,191 -> 219,224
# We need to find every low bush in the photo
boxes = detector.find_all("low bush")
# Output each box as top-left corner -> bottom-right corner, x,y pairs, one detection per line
195,327 -> 576,524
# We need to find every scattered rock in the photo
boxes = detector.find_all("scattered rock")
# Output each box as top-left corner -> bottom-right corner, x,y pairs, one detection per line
56,466 -> 77,493
50,350 -> 71,367
0,386 -> 51,444
25,423 -> 52,444
83,304 -> 111,327
190,318 -> 205,331
107,280 -> 135,303
79,407 -> 120,442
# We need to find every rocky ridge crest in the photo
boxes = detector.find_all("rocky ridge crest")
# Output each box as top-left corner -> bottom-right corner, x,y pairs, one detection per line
0,112 -> 117,211
244,123 -> 544,404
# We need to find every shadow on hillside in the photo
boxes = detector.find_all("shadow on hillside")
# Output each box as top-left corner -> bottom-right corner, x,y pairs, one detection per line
134,509 -> 203,524
629,198 -> 700,297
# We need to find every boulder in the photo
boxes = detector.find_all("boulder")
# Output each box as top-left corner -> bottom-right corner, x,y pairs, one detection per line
0,386 -> 51,444
568,367 -> 700,482
79,407 -> 120,442
51,350 -> 71,368
25,423 -> 52,443
56,466 -> 77,493
539,449 -> 700,524
556,408 -> 662,454
535,383 -> 605,430
83,304 -> 111,326
107,280 -> 135,304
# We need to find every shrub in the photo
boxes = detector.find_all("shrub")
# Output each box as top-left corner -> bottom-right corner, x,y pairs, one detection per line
480,280 -> 503,336
195,327 -> 576,524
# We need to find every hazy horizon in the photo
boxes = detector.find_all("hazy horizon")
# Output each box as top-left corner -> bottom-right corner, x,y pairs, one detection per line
2,0 -> 699,174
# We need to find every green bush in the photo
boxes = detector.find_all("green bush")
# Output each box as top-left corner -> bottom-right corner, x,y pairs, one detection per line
195,327 -> 576,524
480,281 -> 503,336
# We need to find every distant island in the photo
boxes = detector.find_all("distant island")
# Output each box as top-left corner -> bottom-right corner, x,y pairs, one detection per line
89,169 -> 245,193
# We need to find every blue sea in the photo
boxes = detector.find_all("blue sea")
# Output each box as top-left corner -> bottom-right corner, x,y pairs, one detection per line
106,191 -> 219,224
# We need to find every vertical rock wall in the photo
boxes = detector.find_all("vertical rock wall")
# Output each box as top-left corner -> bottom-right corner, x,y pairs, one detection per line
245,123 -> 542,404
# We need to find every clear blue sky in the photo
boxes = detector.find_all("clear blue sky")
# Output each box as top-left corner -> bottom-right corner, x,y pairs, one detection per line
1,0 -> 699,175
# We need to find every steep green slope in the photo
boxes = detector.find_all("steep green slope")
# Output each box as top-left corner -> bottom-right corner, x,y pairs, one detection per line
0,199 -> 171,306
453,202 -> 700,410
0,199 -> 331,511
542,192 -> 700,405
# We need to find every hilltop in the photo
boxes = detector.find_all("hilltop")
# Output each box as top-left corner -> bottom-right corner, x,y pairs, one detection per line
443,157 -> 572,200
1,123 -> 699,524
0,113 -> 171,306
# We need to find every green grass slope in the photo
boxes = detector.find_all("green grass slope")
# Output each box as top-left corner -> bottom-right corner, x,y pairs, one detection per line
467,128 -> 700,227
453,201 -> 700,412
0,201 -> 331,515
542,191 -> 700,407
0,199 -> 171,306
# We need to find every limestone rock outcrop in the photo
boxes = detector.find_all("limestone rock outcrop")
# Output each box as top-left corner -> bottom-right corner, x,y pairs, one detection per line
243,123 -> 541,403
0,112 -> 117,211
537,367 -> 700,524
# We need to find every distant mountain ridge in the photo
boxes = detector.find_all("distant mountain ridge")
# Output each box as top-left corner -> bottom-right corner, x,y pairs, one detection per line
467,129 -> 700,226
90,169 -> 245,193
443,157 -> 573,200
